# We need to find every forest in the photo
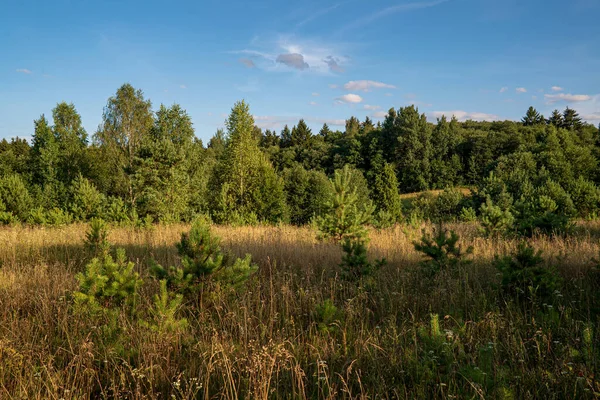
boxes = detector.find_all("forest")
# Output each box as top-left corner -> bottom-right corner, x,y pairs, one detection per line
1,83 -> 600,398
0,83 -> 599,232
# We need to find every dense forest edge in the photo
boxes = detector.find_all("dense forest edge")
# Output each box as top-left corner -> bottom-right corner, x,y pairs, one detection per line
0,82 -> 599,235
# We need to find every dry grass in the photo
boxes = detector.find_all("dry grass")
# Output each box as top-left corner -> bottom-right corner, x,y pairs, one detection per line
0,222 -> 599,399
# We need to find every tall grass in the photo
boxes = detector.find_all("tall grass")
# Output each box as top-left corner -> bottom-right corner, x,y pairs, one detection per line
0,222 -> 599,398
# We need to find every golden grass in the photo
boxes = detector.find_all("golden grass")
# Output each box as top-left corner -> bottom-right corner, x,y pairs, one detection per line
0,221 -> 599,399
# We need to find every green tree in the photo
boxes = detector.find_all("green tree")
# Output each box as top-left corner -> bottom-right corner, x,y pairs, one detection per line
547,110 -> 563,127
562,107 -> 582,130
94,84 -> 154,206
0,174 -> 34,221
394,106 -> 432,192
134,104 -> 193,222
210,101 -> 287,224
371,162 -> 402,222
521,106 -> 545,126
52,102 -> 88,185
291,119 -> 312,147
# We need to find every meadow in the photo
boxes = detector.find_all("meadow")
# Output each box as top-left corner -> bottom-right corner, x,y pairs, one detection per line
0,222 -> 599,399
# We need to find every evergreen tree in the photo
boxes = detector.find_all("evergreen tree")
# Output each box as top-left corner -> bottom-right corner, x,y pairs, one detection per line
134,104 -> 194,222
547,109 -> 563,127
280,125 -> 292,148
371,162 -> 402,222
562,107 -> 583,130
395,105 -> 432,192
30,115 -> 62,206
209,100 -> 287,224
521,106 -> 545,126
291,119 -> 312,147
52,102 -> 88,186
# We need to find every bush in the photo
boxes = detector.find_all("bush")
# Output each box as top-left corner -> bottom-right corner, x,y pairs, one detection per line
104,196 -> 130,224
431,188 -> 465,222
151,216 -> 257,293
480,197 -> 514,237
494,242 -> 560,303
413,225 -> 473,276
74,248 -> 142,315
141,279 -> 188,338
313,299 -> 341,334
45,208 -> 73,226
0,174 -> 33,221
84,218 -> 111,257
71,175 -> 106,221
339,239 -> 386,282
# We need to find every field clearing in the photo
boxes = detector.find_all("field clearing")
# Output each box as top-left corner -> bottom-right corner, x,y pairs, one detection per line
1,222 -> 599,399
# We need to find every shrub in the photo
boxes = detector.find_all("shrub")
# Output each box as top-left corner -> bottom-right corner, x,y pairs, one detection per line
459,206 -> 477,222
313,299 -> 341,334
494,242 -> 560,303
480,197 -> 514,237
70,174 -> 106,221
431,188 -> 464,222
27,206 -> 47,225
73,248 -> 142,315
339,239 -> 386,282
45,208 -> 73,226
151,216 -> 257,293
141,279 -> 188,337
413,225 -> 473,276
84,218 -> 111,257
104,196 -> 130,224
0,174 -> 33,221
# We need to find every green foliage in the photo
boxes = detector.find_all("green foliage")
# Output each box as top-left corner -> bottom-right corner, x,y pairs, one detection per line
313,299 -> 341,334
413,225 -> 473,276
315,165 -> 374,242
459,206 -> 477,222
339,239 -> 386,282
480,197 -> 514,237
494,243 -> 560,303
151,216 -> 257,293
371,162 -> 402,222
70,174 -> 106,221
283,166 -> 332,226
0,174 -> 33,221
84,218 -> 111,257
74,248 -> 142,315
141,279 -> 188,337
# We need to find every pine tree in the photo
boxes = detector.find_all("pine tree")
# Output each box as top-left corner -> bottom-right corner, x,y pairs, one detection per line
562,107 -> 582,130
371,162 -> 402,222
52,102 -> 88,186
521,106 -> 545,126
395,105 -> 432,192
280,125 -> 292,148
547,109 -> 563,127
209,101 -> 287,224
291,119 -> 312,147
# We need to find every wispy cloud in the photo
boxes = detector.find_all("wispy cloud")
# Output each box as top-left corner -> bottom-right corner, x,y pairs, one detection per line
329,84 -> 338,89
343,80 -> 396,92
179,84 -> 187,89
364,104 -> 381,110
544,93 -> 592,104
499,87 -> 508,93
551,86 -> 563,92
429,110 -> 499,122
338,0 -> 449,34
372,111 -> 388,118
253,115 -> 345,130
324,56 -> 344,73
16,68 -> 32,74
336,93 -> 363,104
312,92 -> 320,96
239,58 -> 256,68
516,87 -> 527,93
296,3 -> 342,28
583,112 -> 600,121
309,101 -> 318,106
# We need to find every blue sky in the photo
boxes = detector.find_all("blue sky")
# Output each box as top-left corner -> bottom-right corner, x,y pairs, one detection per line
2,0 -> 600,143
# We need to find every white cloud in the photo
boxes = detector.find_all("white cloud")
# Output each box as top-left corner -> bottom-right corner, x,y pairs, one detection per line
544,93 -> 592,104
179,84 -> 187,89
364,104 -> 381,110
239,58 -> 256,68
276,53 -> 309,70
324,56 -> 344,73
309,101 -> 318,106
499,87 -> 508,93
336,93 -> 363,104
429,110 -> 499,122
16,68 -> 32,74
516,87 -> 527,93
312,92 -> 320,96
372,111 -> 388,118
551,86 -> 563,92
343,80 -> 396,92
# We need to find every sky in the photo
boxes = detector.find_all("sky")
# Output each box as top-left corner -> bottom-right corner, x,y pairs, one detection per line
2,0 -> 600,143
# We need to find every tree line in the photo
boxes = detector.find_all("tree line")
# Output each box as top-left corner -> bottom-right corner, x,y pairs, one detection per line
1,83 -> 599,234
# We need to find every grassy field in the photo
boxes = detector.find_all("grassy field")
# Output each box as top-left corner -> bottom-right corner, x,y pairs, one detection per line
1,222 -> 599,399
